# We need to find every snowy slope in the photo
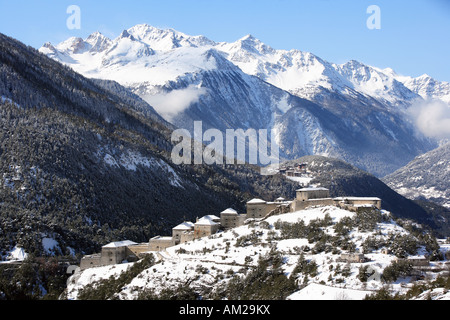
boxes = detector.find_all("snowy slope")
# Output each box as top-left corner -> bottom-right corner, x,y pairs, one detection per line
0,245 -> 28,263
383,142 -> 450,208
64,206 -> 450,300
287,283 -> 371,300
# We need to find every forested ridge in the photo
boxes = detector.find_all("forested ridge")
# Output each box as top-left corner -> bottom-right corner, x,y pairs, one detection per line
0,32 -> 299,259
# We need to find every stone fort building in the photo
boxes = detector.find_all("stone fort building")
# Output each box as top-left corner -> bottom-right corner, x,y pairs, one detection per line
80,186 -> 381,270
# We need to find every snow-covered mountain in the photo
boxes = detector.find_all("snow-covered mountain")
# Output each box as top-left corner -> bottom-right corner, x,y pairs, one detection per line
41,25 -> 432,107
39,25 -> 218,87
218,35 -> 420,108
381,68 -> 450,104
39,24 -> 444,176
63,206 -> 450,300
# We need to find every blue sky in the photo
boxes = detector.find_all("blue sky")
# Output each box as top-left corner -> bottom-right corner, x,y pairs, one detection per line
0,0 -> 449,81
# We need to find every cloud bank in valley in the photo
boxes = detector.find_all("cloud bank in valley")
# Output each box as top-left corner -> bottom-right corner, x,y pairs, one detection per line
407,99 -> 450,140
143,85 -> 207,122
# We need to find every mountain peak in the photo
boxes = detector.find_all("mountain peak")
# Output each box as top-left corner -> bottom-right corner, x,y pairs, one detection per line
87,31 -> 104,38
132,23 -> 153,29
240,34 -> 256,41
56,36 -> 89,54
382,67 -> 396,74
117,30 -> 136,41
86,31 -> 109,42
42,42 -> 56,50
417,73 -> 432,80
128,23 -> 164,37
238,34 -> 265,45
233,34 -> 274,56
126,24 -> 215,51
86,31 -> 112,53
343,59 -> 366,69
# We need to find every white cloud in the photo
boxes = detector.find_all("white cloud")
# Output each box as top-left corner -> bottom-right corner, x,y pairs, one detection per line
143,85 -> 207,122
407,99 -> 450,140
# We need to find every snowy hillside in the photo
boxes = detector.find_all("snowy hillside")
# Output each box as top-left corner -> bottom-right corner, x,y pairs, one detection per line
383,142 -> 450,209
63,206 -> 450,300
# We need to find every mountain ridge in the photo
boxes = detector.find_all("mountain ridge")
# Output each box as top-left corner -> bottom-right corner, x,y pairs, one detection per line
41,24 -> 450,105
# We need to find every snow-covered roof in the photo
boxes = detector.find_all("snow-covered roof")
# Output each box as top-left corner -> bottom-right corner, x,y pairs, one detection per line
306,198 -> 332,202
276,197 -> 285,201
407,255 -> 428,260
203,215 -> 220,221
333,197 -> 381,201
221,208 -> 238,214
81,253 -> 101,259
247,198 -> 266,204
150,236 -> 173,241
195,217 -> 219,225
173,221 -> 195,230
102,240 -> 137,248
296,187 -> 329,192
